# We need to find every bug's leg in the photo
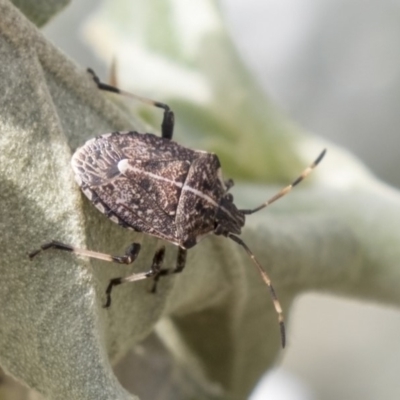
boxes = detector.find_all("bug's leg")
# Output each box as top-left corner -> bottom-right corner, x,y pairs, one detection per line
174,247 -> 187,273
149,247 -> 187,293
104,246 -> 166,308
29,240 -> 141,265
87,68 -> 175,140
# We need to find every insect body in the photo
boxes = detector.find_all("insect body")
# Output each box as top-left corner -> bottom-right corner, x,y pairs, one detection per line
30,69 -> 326,348
73,131 -> 243,250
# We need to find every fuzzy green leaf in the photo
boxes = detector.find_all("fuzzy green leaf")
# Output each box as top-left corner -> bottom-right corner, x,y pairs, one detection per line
1,1 -> 400,400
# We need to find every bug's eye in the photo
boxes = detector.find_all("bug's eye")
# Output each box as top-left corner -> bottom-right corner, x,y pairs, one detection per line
225,193 -> 234,202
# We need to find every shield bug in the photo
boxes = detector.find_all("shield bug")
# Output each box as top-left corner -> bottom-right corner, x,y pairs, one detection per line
29,69 -> 326,348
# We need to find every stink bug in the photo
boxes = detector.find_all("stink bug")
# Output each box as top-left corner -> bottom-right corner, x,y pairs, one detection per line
29,69 -> 326,348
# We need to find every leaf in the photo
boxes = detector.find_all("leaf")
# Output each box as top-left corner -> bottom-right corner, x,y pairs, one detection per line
1,1 -> 400,400
11,0 -> 71,27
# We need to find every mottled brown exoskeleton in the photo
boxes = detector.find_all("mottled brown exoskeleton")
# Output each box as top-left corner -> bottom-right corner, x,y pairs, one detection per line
30,69 -> 326,348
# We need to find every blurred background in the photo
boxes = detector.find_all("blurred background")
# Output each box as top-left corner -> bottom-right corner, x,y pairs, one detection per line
42,1 -> 400,399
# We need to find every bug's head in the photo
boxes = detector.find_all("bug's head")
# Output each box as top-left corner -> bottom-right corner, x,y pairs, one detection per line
214,193 -> 245,236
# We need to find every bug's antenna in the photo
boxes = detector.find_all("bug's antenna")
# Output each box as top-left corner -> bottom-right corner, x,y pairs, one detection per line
241,149 -> 326,215
228,233 -> 286,348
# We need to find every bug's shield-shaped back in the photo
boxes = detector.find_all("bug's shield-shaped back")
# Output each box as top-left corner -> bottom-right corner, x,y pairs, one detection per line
175,154 -> 226,247
71,132 -> 227,248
